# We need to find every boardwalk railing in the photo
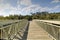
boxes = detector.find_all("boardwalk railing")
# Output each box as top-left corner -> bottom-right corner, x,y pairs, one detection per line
0,20 -> 28,40
37,21 -> 60,40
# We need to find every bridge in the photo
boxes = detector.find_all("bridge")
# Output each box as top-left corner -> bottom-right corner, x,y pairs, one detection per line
0,20 -> 60,40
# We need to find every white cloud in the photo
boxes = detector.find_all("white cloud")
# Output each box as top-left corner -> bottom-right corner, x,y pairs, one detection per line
20,5 -> 60,15
20,5 -> 40,15
0,0 -> 3,3
47,5 -> 60,11
52,5 -> 60,10
0,0 -> 32,16
0,3 -> 19,16
20,5 -> 48,15
0,0 -> 60,16
51,0 -> 60,3
17,0 -> 32,6
21,5 -> 48,13
0,2 -> 60,16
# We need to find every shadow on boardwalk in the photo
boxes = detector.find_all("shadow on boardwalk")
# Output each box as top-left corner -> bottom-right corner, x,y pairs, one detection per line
20,22 -> 29,40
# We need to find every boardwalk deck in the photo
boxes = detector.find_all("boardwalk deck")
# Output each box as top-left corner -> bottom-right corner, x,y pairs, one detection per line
27,21 -> 54,40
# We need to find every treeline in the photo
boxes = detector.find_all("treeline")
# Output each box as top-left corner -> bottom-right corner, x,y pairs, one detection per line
0,15 -> 21,20
0,12 -> 60,20
31,12 -> 60,20
21,12 -> 60,20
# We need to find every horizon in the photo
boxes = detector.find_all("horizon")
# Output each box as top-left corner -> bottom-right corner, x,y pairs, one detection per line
0,0 -> 60,16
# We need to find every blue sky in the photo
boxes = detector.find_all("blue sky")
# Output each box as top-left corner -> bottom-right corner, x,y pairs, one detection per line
0,0 -> 60,16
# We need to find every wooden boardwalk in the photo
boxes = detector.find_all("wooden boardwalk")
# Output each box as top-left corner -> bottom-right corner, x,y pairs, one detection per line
27,21 -> 54,40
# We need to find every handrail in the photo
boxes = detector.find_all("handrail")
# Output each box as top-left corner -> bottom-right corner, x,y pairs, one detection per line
40,21 -> 60,28
0,20 -> 20,28
0,20 -> 28,40
37,21 -> 60,40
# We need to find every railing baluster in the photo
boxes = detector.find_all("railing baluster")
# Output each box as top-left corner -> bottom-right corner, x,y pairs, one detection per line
0,20 -> 28,40
37,21 -> 60,40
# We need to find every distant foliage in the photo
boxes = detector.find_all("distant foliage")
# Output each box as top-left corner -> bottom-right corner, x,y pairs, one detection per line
0,12 -> 60,20
31,12 -> 60,20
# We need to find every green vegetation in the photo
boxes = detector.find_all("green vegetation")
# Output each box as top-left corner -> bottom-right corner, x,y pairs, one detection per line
0,12 -> 60,20
31,12 -> 60,20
